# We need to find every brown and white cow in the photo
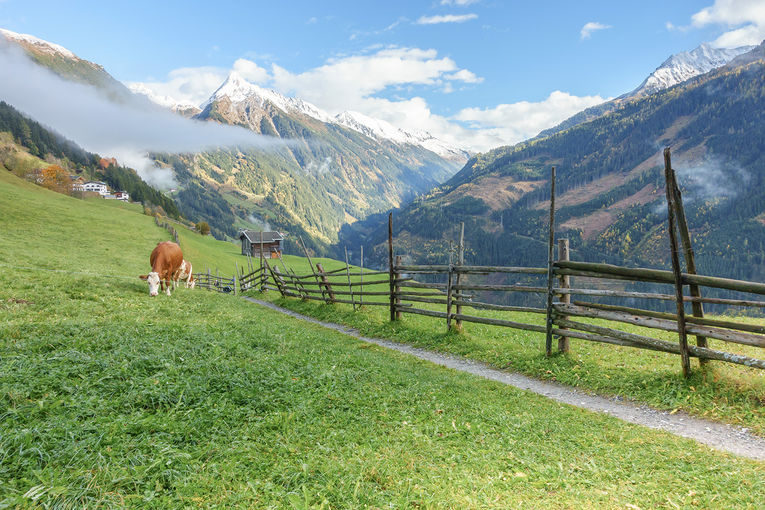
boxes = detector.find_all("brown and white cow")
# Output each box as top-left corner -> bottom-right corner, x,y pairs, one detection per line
173,259 -> 195,289
139,241 -> 183,296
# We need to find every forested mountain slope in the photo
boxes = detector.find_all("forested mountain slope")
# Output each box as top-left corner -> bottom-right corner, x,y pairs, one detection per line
341,42 -> 765,283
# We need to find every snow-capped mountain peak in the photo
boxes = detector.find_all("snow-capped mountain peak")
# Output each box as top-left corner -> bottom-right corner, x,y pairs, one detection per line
632,42 -> 754,96
334,110 -> 470,162
0,28 -> 77,59
203,71 -> 333,123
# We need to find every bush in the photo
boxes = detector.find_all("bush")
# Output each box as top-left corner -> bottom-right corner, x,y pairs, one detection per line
196,221 -> 210,235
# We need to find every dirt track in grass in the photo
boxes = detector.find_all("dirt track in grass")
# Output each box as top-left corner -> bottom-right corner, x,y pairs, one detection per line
244,296 -> 765,462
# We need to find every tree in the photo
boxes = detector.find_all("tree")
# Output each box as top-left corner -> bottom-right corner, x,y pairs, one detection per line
196,221 -> 210,236
39,164 -> 72,195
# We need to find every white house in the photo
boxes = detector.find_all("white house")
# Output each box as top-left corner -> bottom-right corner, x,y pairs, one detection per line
114,191 -> 129,201
82,181 -> 109,195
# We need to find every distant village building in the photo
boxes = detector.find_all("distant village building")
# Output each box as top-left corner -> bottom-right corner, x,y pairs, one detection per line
239,230 -> 285,258
70,176 -> 86,192
114,191 -> 129,201
82,181 -> 109,195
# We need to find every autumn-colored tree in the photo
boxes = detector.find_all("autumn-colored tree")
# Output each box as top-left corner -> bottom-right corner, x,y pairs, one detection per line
40,165 -> 73,195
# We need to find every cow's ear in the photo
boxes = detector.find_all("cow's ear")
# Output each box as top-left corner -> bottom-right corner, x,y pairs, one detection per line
139,275 -> 148,280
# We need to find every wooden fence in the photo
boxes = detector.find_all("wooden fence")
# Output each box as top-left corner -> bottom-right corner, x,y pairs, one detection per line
154,216 -> 179,244
195,269 -> 235,294
195,148 -> 765,377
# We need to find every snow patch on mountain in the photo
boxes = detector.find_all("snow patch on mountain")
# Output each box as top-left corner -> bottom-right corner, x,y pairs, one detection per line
0,28 -> 77,59
632,43 -> 753,96
334,111 -> 416,145
334,111 -> 470,161
203,71 -> 333,123
128,82 -> 200,112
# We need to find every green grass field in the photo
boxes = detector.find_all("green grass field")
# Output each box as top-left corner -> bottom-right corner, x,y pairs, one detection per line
261,254 -> 765,437
1,170 -> 764,508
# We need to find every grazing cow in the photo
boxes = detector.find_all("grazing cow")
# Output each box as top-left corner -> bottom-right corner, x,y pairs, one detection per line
139,241 -> 183,296
173,259 -> 195,289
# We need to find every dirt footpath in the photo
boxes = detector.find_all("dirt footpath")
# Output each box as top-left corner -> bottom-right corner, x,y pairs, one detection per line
245,297 -> 765,462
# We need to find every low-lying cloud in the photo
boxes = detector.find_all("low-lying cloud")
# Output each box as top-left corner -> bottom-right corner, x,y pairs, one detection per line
675,153 -> 750,200
0,43 -> 285,188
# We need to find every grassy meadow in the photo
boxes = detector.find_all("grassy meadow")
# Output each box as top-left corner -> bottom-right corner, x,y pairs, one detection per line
1,169 -> 764,508
262,254 -> 765,437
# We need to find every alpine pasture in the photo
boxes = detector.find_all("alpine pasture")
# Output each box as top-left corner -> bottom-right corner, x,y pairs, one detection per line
1,169 -> 763,508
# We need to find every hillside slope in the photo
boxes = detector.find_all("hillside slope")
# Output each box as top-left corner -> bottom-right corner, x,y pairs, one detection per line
1,164 -> 764,508
342,43 -> 765,283
0,101 -> 181,219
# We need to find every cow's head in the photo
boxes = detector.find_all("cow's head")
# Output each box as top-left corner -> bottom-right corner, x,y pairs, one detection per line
188,275 -> 196,289
139,272 -> 161,296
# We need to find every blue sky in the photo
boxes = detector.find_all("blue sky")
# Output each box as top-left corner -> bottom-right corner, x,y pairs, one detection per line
2,0 -> 764,151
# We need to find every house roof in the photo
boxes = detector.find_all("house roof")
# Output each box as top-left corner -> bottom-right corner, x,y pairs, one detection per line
239,230 -> 284,243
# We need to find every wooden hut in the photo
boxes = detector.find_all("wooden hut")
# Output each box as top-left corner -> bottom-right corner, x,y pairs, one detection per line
239,230 -> 284,258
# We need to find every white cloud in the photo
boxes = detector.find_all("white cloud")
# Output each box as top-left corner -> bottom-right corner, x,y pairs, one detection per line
440,0 -> 479,5
453,91 -> 607,149
417,14 -> 478,25
580,21 -> 612,39
691,0 -> 765,47
270,46 -> 477,112
232,58 -> 269,83
445,69 -> 483,83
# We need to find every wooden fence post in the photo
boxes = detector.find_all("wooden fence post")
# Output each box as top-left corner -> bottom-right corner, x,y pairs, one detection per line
234,262 -> 239,295
667,160 -> 708,363
316,263 -> 335,303
664,148 -> 691,378
389,212 -> 396,321
454,222 -> 465,332
260,231 -> 264,281
395,255 -> 402,320
299,235 -> 323,301
447,241 -> 454,331
557,238 -> 570,353
545,166 -> 557,357
345,246 -> 356,311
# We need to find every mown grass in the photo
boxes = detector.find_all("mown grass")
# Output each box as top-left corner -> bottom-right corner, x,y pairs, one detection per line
2,170 -> 764,507
260,252 -> 765,437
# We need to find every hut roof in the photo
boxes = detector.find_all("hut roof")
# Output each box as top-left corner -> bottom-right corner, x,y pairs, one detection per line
239,230 -> 284,243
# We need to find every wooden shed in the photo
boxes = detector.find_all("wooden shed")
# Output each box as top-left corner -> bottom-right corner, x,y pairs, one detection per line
239,230 -> 284,258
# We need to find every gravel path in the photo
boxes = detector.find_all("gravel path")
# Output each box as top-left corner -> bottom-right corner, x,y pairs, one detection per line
244,297 -> 765,461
